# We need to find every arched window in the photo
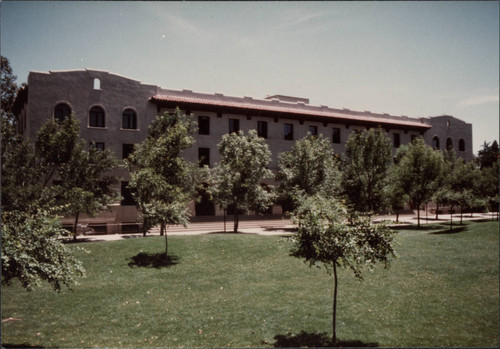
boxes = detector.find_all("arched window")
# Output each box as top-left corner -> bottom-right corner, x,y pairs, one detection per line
89,106 -> 105,127
122,108 -> 137,129
446,138 -> 453,150
432,136 -> 440,150
459,139 -> 465,152
93,78 -> 101,90
54,103 -> 71,124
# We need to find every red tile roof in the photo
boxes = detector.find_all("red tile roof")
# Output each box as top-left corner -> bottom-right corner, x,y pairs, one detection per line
151,92 -> 431,130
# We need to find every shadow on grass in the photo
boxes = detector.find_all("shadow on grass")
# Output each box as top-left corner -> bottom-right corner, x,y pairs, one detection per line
392,223 -> 448,231
263,227 -> 298,233
127,252 -> 179,268
430,226 -> 467,235
271,331 -> 378,347
2,343 -> 47,348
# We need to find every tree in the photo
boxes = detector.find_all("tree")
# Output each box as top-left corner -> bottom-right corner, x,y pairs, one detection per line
2,210 -> 85,291
385,166 -> 409,223
1,55 -> 18,117
291,194 -> 397,344
276,134 -> 339,213
340,128 -> 393,214
477,140 -> 499,169
57,140 -> 120,240
393,138 -> 444,228
128,108 -> 200,255
478,160 -> 499,220
211,130 -> 275,233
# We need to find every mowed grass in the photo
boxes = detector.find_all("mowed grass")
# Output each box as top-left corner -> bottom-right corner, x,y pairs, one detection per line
2,221 -> 498,348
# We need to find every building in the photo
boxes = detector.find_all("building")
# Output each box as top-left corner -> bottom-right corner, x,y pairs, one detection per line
13,69 -> 473,232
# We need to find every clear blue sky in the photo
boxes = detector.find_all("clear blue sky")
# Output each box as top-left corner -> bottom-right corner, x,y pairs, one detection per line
1,1 -> 498,155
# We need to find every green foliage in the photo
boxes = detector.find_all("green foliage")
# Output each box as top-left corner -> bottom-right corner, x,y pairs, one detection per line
291,194 -> 397,279
58,140 -> 120,236
128,108 -> 200,243
276,134 -> 339,212
1,55 -> 18,115
1,210 -> 85,291
393,138 -> 444,227
477,140 -> 499,169
211,130 -> 275,232
291,194 -> 397,343
340,128 -> 393,214
478,160 -> 499,217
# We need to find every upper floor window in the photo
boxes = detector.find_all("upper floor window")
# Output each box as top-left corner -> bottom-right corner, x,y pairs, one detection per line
54,103 -> 71,124
122,109 -> 137,129
284,123 -> 294,140
89,106 -> 105,128
308,125 -> 318,136
229,118 -> 240,133
121,181 -> 136,206
93,78 -> 101,90
122,144 -> 135,159
446,138 -> 453,150
332,128 -> 341,144
393,133 -> 401,148
433,136 -> 440,150
257,121 -> 268,139
198,147 -> 210,167
198,116 -> 210,135
90,141 -> 105,151
459,139 -> 465,152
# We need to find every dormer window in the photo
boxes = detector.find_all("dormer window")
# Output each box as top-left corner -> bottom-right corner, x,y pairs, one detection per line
93,78 -> 101,90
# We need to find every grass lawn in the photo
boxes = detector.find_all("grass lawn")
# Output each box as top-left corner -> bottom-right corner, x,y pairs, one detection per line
2,221 -> 498,348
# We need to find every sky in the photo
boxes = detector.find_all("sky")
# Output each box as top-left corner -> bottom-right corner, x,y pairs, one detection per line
1,1 -> 498,155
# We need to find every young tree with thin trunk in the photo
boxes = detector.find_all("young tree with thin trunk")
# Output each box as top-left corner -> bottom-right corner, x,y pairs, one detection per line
393,138 -> 444,228
128,108 -> 200,255
276,134 -> 339,213
340,127 -> 392,215
291,194 -> 397,344
211,130 -> 275,233
58,140 -> 120,240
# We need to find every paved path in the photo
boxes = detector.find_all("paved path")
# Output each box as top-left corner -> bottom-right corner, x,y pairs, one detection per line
72,212 -> 497,243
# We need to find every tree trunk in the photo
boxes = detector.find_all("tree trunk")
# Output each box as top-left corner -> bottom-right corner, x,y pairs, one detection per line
332,262 -> 338,345
460,207 -> 463,225
435,203 -> 439,220
73,212 -> 80,241
164,225 -> 168,257
233,212 -> 239,233
450,211 -> 453,231
396,208 -> 399,223
417,205 -> 421,228
160,223 -> 165,236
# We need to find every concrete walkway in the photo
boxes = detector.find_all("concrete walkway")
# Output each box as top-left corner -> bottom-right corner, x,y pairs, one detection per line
71,212 -> 497,243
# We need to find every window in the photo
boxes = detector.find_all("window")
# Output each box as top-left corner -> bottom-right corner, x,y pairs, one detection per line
257,121 -> 268,139
393,133 -> 401,148
446,138 -> 453,150
308,125 -> 318,136
198,148 -> 210,167
284,123 -> 294,140
122,144 -> 135,159
121,182 -> 136,206
198,116 -> 210,135
90,141 -> 105,151
459,139 -> 465,152
411,135 -> 417,142
93,78 -> 101,90
332,128 -> 341,144
432,136 -> 440,150
229,118 -> 240,133
122,109 -> 137,129
89,106 -> 105,127
54,103 -> 71,124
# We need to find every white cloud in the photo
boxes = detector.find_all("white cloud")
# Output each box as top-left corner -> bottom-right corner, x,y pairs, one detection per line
458,94 -> 499,107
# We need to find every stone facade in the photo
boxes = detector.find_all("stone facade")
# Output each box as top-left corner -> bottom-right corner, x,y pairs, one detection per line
14,69 -> 474,232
